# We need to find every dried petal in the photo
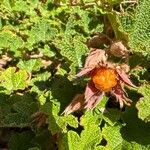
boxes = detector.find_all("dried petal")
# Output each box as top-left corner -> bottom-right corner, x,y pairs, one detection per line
111,86 -> 132,108
63,94 -> 84,115
76,49 -> 107,77
84,48 -> 107,68
76,67 -> 94,77
116,69 -> 136,88
84,91 -> 104,109
84,81 -> 98,101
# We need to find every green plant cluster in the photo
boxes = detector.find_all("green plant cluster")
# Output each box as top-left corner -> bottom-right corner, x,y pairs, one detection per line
0,0 -> 150,149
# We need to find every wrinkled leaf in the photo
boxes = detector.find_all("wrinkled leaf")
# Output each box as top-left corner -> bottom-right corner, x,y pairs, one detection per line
0,67 -> 29,92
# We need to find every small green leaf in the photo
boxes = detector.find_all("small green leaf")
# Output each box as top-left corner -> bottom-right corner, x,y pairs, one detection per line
17,59 -> 42,73
41,45 -> 56,58
0,67 -> 28,92
56,35 -> 88,75
12,0 -> 29,12
66,125 -> 102,150
136,84 -> 150,122
38,94 -> 47,105
103,109 -> 122,126
27,19 -> 58,49
122,106 -> 150,149
80,110 -> 102,127
30,72 -> 51,95
0,31 -> 24,56
41,102 -> 78,135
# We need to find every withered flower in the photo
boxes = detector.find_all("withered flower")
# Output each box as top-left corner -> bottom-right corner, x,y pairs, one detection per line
109,41 -> 129,58
64,49 -> 135,115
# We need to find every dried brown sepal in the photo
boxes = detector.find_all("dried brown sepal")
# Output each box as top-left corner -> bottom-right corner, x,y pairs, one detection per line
31,112 -> 48,128
63,94 -> 85,115
109,41 -> 129,57
116,69 -> 136,88
111,85 -> 132,108
84,91 -> 104,110
87,34 -> 111,48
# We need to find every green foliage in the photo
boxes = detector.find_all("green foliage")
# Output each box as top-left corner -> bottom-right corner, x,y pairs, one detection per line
129,0 -> 150,58
55,35 -> 88,75
17,59 -> 42,73
0,31 -> 24,56
26,19 -> 58,49
102,124 -> 125,150
0,67 -> 28,93
136,84 -> 150,122
0,0 -> 149,149
59,111 -> 102,150
0,93 -> 38,127
8,131 -> 36,150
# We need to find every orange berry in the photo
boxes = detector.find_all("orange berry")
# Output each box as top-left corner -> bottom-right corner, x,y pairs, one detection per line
92,68 -> 117,92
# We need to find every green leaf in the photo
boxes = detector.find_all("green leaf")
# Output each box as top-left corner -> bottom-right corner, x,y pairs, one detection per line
3,113 -> 30,127
65,7 -> 90,34
8,131 -> 35,150
27,19 -> 58,49
136,84 -> 150,122
130,67 -> 149,84
17,59 -> 42,73
0,67 -> 28,92
38,94 -> 47,105
50,75 -> 76,107
32,129 -> 55,150
0,94 -> 12,122
41,102 -> 78,135
30,72 -> 51,85
2,94 -> 38,127
65,6 -> 103,35
103,109 -> 122,126
102,102 -> 150,150
41,44 -> 56,58
80,110 -> 102,127
56,35 -> 88,75
11,0 -> 29,12
60,111 -> 102,150
129,0 -> 150,59
122,106 -> 150,149
102,123 -> 150,150
119,15 -> 134,33
30,72 -> 51,95
0,31 -> 24,56
102,124 -> 125,150
107,12 -> 128,42
1,0 -> 40,17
